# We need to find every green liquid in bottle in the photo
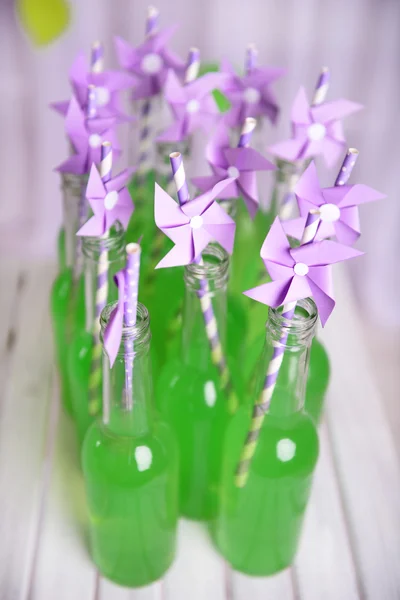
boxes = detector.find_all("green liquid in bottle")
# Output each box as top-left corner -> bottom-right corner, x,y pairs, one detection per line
50,269 -> 85,416
305,337 -> 330,423
57,227 -> 66,272
82,302 -> 179,587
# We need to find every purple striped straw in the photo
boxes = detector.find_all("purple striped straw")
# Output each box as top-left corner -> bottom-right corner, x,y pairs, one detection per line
238,117 -> 256,148
124,243 -> 141,409
146,5 -> 159,37
88,142 -> 112,416
245,43 -> 258,75
169,152 -> 237,411
334,148 -> 359,186
312,66 -> 330,106
184,47 -> 201,85
137,99 -> 152,186
91,41 -> 104,74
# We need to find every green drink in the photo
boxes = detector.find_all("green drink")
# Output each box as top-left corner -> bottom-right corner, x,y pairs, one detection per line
305,336 -> 330,423
215,299 -> 319,575
57,227 -> 66,272
82,303 -> 179,587
68,224 -> 125,444
156,245 -> 244,520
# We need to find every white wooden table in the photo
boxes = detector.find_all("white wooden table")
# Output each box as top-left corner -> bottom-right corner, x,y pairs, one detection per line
1,261 -> 399,600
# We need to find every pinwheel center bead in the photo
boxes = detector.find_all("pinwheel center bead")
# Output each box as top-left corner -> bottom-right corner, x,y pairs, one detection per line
95,86 -> 111,107
320,203 -> 341,222
227,166 -> 240,179
104,190 -> 119,210
186,99 -> 200,113
307,122 -> 326,141
294,262 -> 309,276
141,53 -> 163,74
190,215 -> 204,229
89,134 -> 102,148
243,87 -> 261,104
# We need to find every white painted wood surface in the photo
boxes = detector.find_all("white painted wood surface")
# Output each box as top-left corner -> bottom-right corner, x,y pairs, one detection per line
0,262 -> 399,600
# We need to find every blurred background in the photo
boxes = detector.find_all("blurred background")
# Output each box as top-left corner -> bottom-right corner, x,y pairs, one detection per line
1,0 -> 399,443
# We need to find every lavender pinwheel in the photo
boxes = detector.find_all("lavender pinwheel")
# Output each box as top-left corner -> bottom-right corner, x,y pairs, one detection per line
154,178 -> 236,269
115,26 -> 185,100
157,70 -> 230,142
77,163 -> 135,236
219,58 -> 285,128
56,96 -> 121,175
268,87 -> 363,168
51,51 -> 136,122
244,217 -> 363,326
192,123 -> 276,218
283,161 -> 386,245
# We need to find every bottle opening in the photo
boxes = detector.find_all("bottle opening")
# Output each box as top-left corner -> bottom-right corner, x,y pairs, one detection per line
184,244 -> 229,288
268,298 -> 318,345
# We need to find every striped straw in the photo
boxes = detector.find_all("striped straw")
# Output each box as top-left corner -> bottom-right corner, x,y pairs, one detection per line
123,243 -> 141,409
137,99 -> 153,186
146,5 -> 159,37
238,116 -> 256,148
245,43 -> 258,75
311,66 -> 330,106
236,150 -> 359,487
91,41 -> 104,74
170,152 -> 238,412
88,142 -> 112,417
184,47 -> 201,85
334,148 -> 359,186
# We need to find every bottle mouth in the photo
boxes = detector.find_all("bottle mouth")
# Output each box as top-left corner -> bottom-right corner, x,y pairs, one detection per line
184,243 -> 229,287
268,298 -> 318,343
100,302 -> 151,349
275,158 -> 309,181
82,221 -> 125,256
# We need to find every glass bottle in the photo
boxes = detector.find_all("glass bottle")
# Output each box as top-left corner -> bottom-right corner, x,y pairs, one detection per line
68,223 -> 126,444
215,298 -> 319,575
156,244 -> 244,520
82,302 -> 179,587
51,174 -> 86,416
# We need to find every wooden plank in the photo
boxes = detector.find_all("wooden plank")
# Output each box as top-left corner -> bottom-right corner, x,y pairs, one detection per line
230,569 -> 295,600
0,265 -> 55,599
321,266 -> 400,600
294,421 -> 360,600
98,577 -> 162,600
163,520 -> 226,600
30,408 -> 97,600
0,263 -> 24,401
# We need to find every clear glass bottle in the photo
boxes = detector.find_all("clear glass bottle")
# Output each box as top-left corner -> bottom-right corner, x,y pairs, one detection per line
83,302 -> 179,587
51,174 -> 86,416
156,244 -> 244,520
215,298 -> 319,575
68,223 -> 126,444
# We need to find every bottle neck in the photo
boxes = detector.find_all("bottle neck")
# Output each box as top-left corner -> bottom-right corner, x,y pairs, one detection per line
181,244 -> 229,371
82,223 -> 126,333
60,173 -> 87,269
260,299 -> 317,417
269,159 -> 307,220
101,303 -> 154,437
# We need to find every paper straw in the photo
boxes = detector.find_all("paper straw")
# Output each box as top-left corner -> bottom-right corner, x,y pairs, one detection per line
184,47 -> 200,85
137,99 -> 153,186
245,43 -> 258,75
311,66 -> 330,107
123,243 -> 141,409
170,152 -> 238,411
88,142 -> 112,416
146,5 -> 159,37
236,151 -> 358,487
238,116 -> 256,148
334,148 -> 359,186
90,41 -> 104,74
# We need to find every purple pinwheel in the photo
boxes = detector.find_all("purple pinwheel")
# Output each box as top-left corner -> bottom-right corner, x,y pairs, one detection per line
268,87 -> 363,168
219,58 -> 285,128
282,162 -> 386,245
56,96 -> 121,175
244,217 -> 363,325
51,51 -> 136,122
115,27 -> 185,100
157,70 -> 230,142
77,163 -> 135,236
154,179 -> 236,269
192,123 -> 276,218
